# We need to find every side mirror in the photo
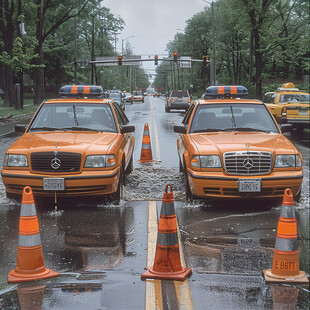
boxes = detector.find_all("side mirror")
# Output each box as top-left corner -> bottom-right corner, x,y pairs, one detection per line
121,125 -> 135,134
280,123 -> 293,133
174,125 -> 186,134
15,124 -> 27,133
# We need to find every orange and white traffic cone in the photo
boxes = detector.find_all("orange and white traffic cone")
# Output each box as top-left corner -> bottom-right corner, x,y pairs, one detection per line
139,123 -> 154,162
141,184 -> 191,280
264,188 -> 309,283
8,186 -> 60,283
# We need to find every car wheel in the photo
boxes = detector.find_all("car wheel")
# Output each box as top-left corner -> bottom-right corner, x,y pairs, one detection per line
125,155 -> 133,175
165,106 -> 170,113
184,166 -> 193,202
131,101 -> 133,104
113,166 -> 123,203
179,157 -> 184,172
294,189 -> 302,202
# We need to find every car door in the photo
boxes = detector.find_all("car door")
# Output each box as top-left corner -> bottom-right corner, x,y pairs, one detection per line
112,103 -> 134,169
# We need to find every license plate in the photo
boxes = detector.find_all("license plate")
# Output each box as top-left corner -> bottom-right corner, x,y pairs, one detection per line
298,110 -> 308,116
43,178 -> 65,191
238,179 -> 261,192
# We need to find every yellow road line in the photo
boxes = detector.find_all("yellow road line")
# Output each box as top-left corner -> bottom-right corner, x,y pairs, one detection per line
145,201 -> 195,309
150,102 -> 161,161
145,201 -> 163,310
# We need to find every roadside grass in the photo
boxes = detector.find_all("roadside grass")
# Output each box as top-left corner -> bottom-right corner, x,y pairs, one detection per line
0,99 -> 39,117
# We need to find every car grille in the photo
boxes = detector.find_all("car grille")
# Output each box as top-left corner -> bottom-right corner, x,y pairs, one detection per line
223,151 -> 272,175
31,152 -> 81,173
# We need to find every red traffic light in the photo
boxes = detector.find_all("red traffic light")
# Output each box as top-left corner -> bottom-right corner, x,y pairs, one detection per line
118,55 -> 122,66
173,52 -> 178,62
154,55 -> 158,65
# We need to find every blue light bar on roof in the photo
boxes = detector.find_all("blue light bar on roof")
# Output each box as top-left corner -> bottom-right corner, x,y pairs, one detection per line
204,85 -> 248,98
59,85 -> 103,98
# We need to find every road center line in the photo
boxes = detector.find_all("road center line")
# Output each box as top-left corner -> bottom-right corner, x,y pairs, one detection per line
150,102 -> 161,162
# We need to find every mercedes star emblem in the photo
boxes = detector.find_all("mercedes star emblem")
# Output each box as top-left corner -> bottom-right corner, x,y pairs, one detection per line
51,157 -> 61,170
243,158 -> 254,170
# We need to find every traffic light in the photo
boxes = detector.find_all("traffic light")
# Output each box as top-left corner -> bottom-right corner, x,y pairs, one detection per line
202,56 -> 208,68
173,52 -> 178,62
154,55 -> 158,65
118,55 -> 122,66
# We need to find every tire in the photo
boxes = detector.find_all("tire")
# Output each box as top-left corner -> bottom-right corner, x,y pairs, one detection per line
294,189 -> 302,203
179,157 -> 184,172
125,155 -> 133,175
165,106 -> 170,113
184,165 -> 193,202
113,166 -> 124,203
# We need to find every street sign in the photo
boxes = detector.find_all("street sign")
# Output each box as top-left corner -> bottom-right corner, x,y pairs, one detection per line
78,56 -> 89,68
180,56 -> 191,68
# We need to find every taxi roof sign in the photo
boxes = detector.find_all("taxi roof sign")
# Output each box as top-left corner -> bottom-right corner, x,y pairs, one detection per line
204,85 -> 248,99
59,85 -> 103,98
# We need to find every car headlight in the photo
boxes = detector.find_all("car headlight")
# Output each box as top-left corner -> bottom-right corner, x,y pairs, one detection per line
191,155 -> 222,168
84,155 -> 116,168
274,155 -> 301,168
4,154 -> 28,167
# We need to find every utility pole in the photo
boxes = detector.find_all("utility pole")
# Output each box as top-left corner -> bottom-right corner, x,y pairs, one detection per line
211,2 -> 216,85
74,17 -> 77,84
91,14 -> 95,85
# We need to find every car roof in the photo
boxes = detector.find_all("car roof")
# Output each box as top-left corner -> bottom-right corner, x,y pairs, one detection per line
44,98 -> 112,104
195,99 -> 263,105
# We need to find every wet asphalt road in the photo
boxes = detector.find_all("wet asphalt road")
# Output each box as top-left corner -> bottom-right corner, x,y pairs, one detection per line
0,96 -> 309,309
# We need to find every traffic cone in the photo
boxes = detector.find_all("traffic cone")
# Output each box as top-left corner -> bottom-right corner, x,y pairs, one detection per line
141,184 -> 191,280
8,186 -> 60,283
264,188 -> 309,283
17,284 -> 46,310
139,123 -> 154,162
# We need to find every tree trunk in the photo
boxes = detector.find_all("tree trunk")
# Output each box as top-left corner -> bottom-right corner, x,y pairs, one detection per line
1,64 -> 15,107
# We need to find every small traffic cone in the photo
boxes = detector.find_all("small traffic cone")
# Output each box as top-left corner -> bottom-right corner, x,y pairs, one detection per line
8,186 -> 60,283
264,188 -> 309,283
139,123 -> 154,162
141,184 -> 191,280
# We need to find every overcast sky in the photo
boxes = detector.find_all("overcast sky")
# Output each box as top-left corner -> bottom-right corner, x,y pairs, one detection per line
102,0 -> 206,60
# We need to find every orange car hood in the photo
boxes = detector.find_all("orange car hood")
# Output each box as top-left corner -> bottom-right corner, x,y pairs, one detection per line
9,132 -> 118,154
189,132 -> 296,155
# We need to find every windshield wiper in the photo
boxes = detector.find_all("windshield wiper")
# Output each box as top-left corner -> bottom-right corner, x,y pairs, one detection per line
73,105 -> 79,126
193,128 -> 224,133
225,127 -> 271,133
30,126 -> 59,131
63,126 -> 99,132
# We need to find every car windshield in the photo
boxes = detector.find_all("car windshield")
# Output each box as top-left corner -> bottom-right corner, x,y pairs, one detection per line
279,94 -> 310,103
133,92 -> 142,96
28,103 -> 117,133
108,93 -> 122,103
171,90 -> 188,97
190,103 -> 279,134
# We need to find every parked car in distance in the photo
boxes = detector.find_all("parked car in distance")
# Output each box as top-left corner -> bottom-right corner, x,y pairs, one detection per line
107,92 -> 126,111
264,82 -> 310,133
132,91 -> 144,102
123,92 -> 133,104
174,85 -> 303,202
166,90 -> 191,112
1,85 -> 135,204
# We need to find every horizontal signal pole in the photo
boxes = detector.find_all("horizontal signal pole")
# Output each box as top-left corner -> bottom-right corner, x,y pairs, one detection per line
90,58 -> 209,65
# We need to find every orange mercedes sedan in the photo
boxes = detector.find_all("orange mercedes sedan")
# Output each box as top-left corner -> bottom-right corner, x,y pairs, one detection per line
174,86 -> 303,202
1,85 -> 135,203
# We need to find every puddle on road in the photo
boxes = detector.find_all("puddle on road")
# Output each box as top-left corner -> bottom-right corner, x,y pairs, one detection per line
123,161 -> 186,201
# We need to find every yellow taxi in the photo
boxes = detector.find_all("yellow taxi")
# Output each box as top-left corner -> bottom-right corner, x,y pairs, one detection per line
174,86 -> 303,201
1,85 -> 135,203
264,82 -> 310,133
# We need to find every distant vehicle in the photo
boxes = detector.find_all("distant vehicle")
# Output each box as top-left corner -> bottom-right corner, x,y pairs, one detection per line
1,85 -> 135,203
123,92 -> 133,104
174,85 -> 303,202
132,91 -> 144,102
166,90 -> 191,112
264,82 -> 310,133
107,92 -> 125,111
153,92 -> 159,97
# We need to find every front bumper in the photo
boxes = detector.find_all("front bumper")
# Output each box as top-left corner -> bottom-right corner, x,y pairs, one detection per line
1,168 -> 120,198
187,169 -> 303,199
